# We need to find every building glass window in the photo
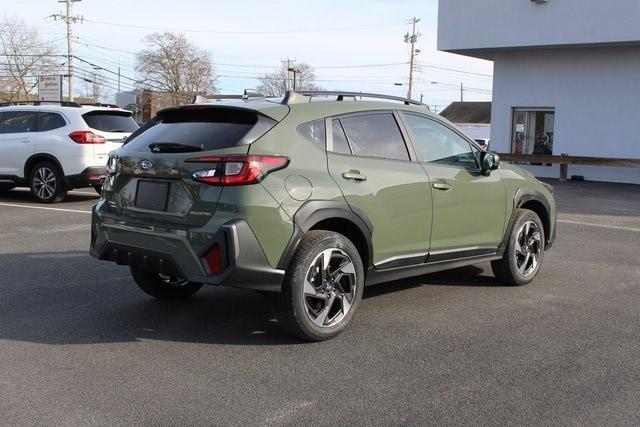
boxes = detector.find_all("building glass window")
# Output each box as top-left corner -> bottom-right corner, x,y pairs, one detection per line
511,108 -> 555,158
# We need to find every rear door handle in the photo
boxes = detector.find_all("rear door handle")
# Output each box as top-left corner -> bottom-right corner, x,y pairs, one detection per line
342,170 -> 367,181
432,182 -> 452,191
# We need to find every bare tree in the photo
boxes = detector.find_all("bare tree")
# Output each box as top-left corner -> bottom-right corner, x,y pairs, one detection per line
257,62 -> 321,97
136,32 -> 217,105
0,16 -> 60,102
81,72 -> 103,102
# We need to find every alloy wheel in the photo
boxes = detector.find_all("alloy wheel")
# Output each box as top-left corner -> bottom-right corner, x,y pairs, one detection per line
303,248 -> 357,328
32,166 -> 57,200
515,220 -> 542,277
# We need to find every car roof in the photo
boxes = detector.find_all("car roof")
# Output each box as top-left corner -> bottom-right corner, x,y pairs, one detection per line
178,98 -> 435,122
0,104 -> 132,114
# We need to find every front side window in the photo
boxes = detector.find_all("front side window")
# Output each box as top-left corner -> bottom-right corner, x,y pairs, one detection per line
37,113 -> 66,132
404,114 -> 477,167
511,108 -> 554,161
0,111 -> 38,134
340,113 -> 409,161
297,119 -> 325,149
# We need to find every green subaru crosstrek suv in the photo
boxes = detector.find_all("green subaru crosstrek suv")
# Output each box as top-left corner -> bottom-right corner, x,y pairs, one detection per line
90,90 -> 556,341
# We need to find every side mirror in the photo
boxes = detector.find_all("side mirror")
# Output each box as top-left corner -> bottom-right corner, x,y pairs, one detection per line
481,152 -> 500,174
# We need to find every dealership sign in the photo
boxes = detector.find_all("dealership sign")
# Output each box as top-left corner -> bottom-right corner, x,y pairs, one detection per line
38,75 -> 63,101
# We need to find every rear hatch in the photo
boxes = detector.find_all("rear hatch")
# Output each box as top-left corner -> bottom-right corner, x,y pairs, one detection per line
104,106 -> 278,227
83,109 -> 139,164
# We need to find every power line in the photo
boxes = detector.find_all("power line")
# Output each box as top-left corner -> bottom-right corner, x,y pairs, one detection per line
72,55 -> 164,91
419,62 -> 492,78
74,67 -> 137,90
81,18 -> 404,34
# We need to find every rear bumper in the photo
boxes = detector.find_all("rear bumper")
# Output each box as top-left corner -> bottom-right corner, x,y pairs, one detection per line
66,166 -> 107,188
89,205 -> 284,292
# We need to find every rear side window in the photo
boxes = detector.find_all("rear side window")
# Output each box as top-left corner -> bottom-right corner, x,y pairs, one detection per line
297,119 -> 325,149
0,111 -> 37,133
82,111 -> 138,133
37,113 -> 66,132
331,120 -> 351,155
340,113 -> 409,161
122,108 -> 274,153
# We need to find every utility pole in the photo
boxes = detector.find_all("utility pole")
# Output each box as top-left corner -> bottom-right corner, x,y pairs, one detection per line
282,58 -> 296,91
460,82 -> 464,102
288,67 -> 299,91
117,65 -> 121,92
51,0 -> 82,101
404,17 -> 421,100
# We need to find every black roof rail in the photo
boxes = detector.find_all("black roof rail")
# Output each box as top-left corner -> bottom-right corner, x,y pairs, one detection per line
282,90 -> 427,107
0,100 -> 82,108
192,89 -> 267,104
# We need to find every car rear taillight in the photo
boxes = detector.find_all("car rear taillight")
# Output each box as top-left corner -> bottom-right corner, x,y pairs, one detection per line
187,155 -> 289,186
69,131 -> 106,144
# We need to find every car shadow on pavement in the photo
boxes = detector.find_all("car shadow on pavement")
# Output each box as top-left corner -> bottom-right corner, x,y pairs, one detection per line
0,188 -> 99,203
0,251 -> 495,347
363,265 -> 498,299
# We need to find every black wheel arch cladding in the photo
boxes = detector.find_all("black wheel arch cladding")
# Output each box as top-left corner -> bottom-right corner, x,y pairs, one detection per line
276,200 -> 374,271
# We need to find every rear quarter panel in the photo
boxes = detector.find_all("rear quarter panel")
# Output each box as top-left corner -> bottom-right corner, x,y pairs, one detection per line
251,106 -> 346,219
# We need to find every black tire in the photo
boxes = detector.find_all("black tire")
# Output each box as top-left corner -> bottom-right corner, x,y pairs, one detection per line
130,266 -> 203,299
491,209 -> 545,286
272,230 -> 365,341
28,161 -> 67,203
93,183 -> 102,195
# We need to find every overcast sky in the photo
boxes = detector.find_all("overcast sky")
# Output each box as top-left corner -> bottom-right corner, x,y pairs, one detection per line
5,0 -> 493,109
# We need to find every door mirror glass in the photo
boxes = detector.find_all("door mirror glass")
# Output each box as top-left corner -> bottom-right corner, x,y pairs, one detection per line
481,152 -> 500,172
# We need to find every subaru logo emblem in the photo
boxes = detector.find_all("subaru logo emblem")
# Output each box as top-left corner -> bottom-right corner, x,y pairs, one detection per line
138,160 -> 153,171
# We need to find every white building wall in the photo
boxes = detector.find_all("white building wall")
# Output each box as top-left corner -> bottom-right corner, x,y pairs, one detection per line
454,124 -> 491,141
438,0 -> 640,56
491,46 -> 640,184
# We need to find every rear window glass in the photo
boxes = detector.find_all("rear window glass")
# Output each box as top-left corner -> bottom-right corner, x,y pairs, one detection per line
122,108 -> 262,153
0,111 -> 37,133
38,113 -> 66,132
82,111 -> 139,133
340,113 -> 409,161
331,120 -> 351,155
297,119 -> 325,149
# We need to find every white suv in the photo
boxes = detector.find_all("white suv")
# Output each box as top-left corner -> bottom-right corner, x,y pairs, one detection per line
0,102 -> 139,202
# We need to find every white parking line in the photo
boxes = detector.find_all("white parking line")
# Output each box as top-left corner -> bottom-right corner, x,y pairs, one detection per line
0,202 -> 91,214
557,219 -> 640,233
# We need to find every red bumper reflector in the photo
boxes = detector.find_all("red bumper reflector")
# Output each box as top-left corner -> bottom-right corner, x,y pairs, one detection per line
205,244 -> 222,275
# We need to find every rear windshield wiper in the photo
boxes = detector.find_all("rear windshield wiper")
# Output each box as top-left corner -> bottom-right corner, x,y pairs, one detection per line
148,143 -> 203,153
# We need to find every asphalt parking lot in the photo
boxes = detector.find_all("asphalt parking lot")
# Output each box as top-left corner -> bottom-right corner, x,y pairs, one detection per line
1,181 -> 639,425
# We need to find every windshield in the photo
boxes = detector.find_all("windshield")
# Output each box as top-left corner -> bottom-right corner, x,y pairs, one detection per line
82,111 -> 139,133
